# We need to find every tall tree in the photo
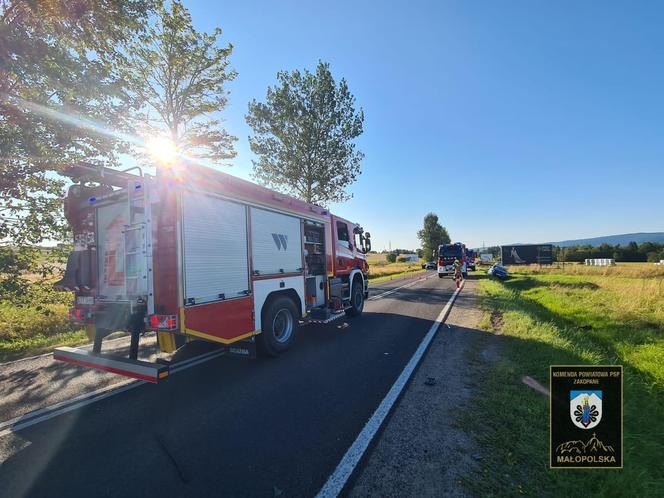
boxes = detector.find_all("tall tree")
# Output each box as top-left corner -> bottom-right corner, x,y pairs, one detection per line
246,61 -> 364,205
123,0 -> 237,164
417,213 -> 450,260
0,0 -> 153,245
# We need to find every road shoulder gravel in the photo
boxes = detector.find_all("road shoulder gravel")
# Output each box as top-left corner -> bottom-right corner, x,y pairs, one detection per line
0,333 -> 159,424
348,277 -> 498,498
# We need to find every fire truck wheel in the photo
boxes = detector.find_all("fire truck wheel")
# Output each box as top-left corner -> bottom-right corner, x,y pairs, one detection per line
438,273 -> 444,278
345,278 -> 364,317
258,296 -> 299,357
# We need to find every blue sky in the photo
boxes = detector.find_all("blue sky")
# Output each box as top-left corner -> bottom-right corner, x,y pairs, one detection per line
185,0 -> 664,250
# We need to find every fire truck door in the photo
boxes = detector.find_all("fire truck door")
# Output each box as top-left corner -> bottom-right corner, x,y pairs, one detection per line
334,219 -> 354,273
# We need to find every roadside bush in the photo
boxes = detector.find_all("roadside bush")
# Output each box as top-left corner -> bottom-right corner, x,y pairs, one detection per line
386,252 -> 397,263
0,246 -> 33,302
0,280 -> 76,341
0,303 -> 76,341
24,280 -> 74,306
0,248 -> 86,359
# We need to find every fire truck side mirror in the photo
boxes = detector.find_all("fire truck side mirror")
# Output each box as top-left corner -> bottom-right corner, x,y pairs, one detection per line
362,233 -> 372,254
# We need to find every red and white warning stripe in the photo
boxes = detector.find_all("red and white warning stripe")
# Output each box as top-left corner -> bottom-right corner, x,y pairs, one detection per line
53,347 -> 169,383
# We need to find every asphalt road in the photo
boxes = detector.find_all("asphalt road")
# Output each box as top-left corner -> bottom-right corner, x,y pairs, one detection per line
0,334 -> 160,425
0,271 -> 458,498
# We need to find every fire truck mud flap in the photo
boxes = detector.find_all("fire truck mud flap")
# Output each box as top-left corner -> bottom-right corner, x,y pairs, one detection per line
53,346 -> 169,383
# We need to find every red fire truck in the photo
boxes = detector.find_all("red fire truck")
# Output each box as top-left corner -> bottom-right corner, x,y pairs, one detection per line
53,162 -> 371,383
437,242 -> 467,278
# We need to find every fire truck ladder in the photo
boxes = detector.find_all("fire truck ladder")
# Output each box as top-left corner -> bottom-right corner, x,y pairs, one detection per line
120,175 -> 153,360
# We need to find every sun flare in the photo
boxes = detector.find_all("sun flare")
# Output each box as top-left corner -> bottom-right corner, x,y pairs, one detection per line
145,136 -> 178,164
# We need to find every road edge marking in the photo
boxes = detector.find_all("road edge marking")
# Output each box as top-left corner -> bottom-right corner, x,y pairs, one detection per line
315,279 -> 465,498
0,348 -> 225,438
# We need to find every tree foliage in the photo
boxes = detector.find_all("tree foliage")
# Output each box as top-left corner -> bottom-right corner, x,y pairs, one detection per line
557,241 -> 664,263
246,61 -> 364,205
123,0 -> 237,163
417,213 -> 450,259
0,0 -> 153,245
1,1 -> 237,301
1,0 -> 236,248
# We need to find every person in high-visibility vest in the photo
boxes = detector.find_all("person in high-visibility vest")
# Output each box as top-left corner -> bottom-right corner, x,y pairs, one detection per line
453,258 -> 463,288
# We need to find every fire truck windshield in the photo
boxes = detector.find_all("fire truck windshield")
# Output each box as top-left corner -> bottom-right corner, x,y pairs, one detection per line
439,245 -> 462,259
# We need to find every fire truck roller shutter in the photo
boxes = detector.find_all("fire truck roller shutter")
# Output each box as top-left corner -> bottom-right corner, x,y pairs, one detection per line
250,208 -> 303,276
182,192 -> 250,305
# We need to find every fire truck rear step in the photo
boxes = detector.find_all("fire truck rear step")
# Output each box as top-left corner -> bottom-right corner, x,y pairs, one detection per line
53,346 -> 169,383
307,308 -> 346,324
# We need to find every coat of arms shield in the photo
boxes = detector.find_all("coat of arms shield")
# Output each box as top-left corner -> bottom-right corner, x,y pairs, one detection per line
570,390 -> 602,429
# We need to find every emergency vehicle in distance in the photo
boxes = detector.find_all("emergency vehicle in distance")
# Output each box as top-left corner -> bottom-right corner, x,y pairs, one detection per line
53,162 -> 371,383
465,248 -> 477,271
437,242 -> 467,278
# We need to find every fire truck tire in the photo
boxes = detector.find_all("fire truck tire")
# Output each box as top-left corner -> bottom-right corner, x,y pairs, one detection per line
258,295 -> 299,357
438,273 -> 444,278
345,278 -> 364,317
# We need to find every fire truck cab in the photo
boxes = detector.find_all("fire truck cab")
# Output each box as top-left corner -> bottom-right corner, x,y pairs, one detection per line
53,162 -> 371,383
437,242 -> 467,278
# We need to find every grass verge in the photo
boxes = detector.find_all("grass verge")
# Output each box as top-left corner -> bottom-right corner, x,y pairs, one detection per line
0,330 -> 89,363
463,268 -> 663,496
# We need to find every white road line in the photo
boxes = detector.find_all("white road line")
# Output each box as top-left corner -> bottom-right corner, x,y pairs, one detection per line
315,280 -> 465,498
0,345 -> 217,432
0,348 -> 225,439
368,272 -> 436,301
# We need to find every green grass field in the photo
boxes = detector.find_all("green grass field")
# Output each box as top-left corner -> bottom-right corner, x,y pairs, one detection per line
464,266 -> 664,496
366,253 -> 424,280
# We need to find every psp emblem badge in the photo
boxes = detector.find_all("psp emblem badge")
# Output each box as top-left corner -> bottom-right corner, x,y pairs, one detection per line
550,365 -> 622,468
570,390 -> 602,429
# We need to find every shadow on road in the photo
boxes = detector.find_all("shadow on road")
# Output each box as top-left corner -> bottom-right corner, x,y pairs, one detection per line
0,336 -> 162,423
1,308 -> 449,498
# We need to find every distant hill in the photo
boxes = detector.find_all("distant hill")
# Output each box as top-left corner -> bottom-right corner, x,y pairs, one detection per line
548,232 -> 664,248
